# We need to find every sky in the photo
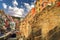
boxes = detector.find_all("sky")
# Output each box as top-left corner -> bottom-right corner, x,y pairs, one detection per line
0,0 -> 36,17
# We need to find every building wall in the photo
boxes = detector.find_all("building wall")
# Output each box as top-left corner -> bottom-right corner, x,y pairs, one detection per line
19,0 -> 57,38
35,0 -> 56,13
19,8 -> 36,38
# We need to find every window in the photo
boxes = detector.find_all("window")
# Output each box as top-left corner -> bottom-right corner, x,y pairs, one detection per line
42,4 -> 44,7
39,4 -> 40,6
37,0 -> 40,1
39,8 -> 40,11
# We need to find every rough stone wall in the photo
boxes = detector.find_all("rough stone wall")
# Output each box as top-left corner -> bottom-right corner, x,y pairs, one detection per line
19,0 -> 57,39
31,6 -> 60,40
20,8 -> 36,38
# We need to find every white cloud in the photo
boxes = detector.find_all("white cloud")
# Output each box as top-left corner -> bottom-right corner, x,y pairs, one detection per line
34,0 -> 36,3
8,3 -> 35,17
24,3 -> 31,11
9,6 -> 13,9
31,5 -> 34,8
2,3 -> 7,9
2,0 -> 35,17
8,6 -> 24,17
24,3 -> 34,11
24,3 -> 31,10
12,0 -> 18,6
7,0 -> 24,17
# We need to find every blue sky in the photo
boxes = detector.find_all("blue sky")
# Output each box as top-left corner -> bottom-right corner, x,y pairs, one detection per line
0,0 -> 36,17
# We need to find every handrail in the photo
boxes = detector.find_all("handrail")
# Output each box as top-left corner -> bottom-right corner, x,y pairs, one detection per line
0,30 -> 15,39
48,28 -> 60,40
35,35 -> 42,39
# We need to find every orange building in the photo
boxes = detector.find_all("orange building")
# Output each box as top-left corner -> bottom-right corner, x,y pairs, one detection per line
19,0 -> 57,39
19,8 -> 36,38
35,0 -> 56,12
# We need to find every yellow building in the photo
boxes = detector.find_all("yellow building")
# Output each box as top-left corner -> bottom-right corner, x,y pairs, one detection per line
19,0 -> 57,39
19,8 -> 36,38
35,0 -> 56,13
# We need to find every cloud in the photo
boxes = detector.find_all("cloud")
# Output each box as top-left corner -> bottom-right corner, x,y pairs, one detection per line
7,0 -> 25,17
8,2 -> 34,17
2,3 -> 7,9
31,4 -> 34,8
24,3 -> 34,11
12,0 -> 18,6
8,6 -> 24,17
34,0 -> 36,3
9,6 -> 13,10
3,0 -> 35,17
24,3 -> 31,11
